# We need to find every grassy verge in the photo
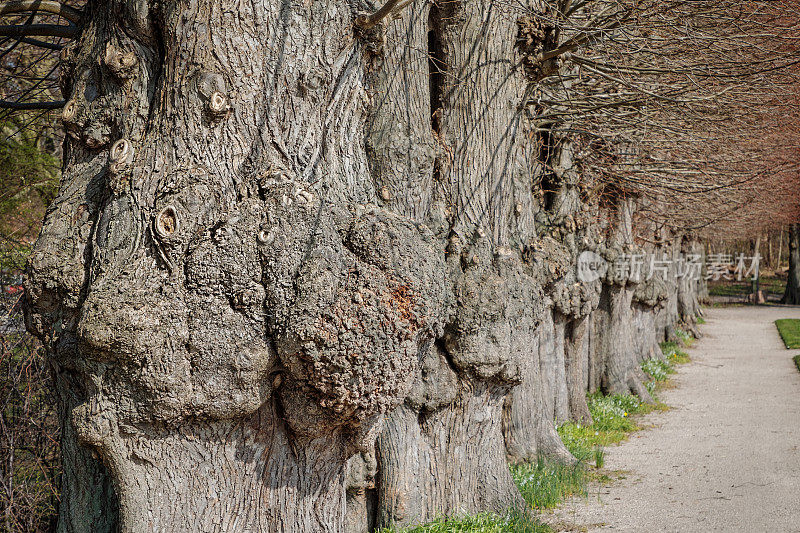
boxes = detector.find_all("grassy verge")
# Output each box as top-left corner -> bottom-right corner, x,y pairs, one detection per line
775,319 -> 800,349
383,338 -> 693,533
378,512 -> 550,533
660,341 -> 691,364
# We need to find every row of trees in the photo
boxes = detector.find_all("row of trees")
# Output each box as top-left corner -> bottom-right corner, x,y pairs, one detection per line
1,0 -> 798,530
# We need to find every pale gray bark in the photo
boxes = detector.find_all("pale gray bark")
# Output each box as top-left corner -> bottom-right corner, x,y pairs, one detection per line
23,0 -> 556,530
632,256 -> 669,363
587,197 -> 652,402
656,236 -> 682,343
677,237 -> 703,337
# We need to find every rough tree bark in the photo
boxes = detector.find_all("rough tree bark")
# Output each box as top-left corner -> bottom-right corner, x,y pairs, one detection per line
587,197 -> 653,402
631,269 -> 668,364
655,235 -> 681,343
369,0 -> 555,527
677,236 -> 703,336
23,0 -> 556,530
781,224 -> 800,304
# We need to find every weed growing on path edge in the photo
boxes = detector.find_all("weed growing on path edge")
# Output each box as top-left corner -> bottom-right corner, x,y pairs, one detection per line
511,458 -> 587,509
660,341 -> 691,364
641,358 -> 675,382
793,355 -> 800,373
557,392 -> 661,453
593,447 -> 605,469
775,319 -> 800,349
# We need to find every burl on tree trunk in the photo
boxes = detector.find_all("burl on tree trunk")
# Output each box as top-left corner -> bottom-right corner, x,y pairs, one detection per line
23,0 -> 557,530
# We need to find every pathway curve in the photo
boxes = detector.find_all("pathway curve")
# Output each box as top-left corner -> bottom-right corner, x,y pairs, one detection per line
549,305 -> 800,532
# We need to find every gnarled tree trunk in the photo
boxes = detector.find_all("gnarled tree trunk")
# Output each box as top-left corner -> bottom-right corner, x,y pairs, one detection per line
23,0 -> 555,530
501,135 -> 599,462
677,236 -> 703,336
588,197 -> 652,402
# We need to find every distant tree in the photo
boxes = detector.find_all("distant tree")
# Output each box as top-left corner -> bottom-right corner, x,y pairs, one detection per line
781,224 -> 800,304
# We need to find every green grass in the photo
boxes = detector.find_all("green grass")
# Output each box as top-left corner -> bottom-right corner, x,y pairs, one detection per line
775,319 -> 800,349
378,511 -> 551,533
707,276 -> 785,299
641,358 -> 675,382
510,458 -> 587,510
794,355 -> 800,373
558,392 -> 656,454
696,316 -> 706,325
660,341 -> 691,364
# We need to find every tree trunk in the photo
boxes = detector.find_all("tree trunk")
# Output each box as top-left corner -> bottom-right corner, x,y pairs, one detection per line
768,232 -> 773,270
631,303 -> 663,363
589,197 -> 652,402
677,237 -> 702,337
23,0 -> 554,529
539,312 -> 570,425
591,284 -> 652,401
656,236 -> 681,343
563,316 -> 593,425
781,224 -> 800,304
502,321 -> 576,466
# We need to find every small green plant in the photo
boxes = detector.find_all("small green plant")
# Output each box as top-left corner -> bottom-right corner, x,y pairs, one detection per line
775,319 -> 800,349
557,392 -> 656,455
593,447 -> 605,469
674,328 -> 693,346
641,358 -> 674,382
793,355 -> 800,373
660,341 -> 690,364
697,316 -> 706,325
510,458 -> 587,510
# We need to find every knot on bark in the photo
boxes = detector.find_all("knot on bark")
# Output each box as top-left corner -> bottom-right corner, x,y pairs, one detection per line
524,236 -> 571,286
443,233 -> 545,382
515,15 -> 556,80
258,179 -> 450,441
108,138 -> 134,195
551,278 -> 602,318
633,272 -> 669,308
103,43 -> 139,81
194,71 -> 231,121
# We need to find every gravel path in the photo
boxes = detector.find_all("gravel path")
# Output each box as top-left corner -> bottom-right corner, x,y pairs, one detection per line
549,305 -> 800,532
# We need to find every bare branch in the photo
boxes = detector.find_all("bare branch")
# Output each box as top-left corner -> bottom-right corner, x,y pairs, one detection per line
0,23 -> 76,38
0,0 -> 82,24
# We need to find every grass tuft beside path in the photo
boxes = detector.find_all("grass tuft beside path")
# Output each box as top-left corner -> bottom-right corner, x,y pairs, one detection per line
775,319 -> 800,349
378,512 -> 549,533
